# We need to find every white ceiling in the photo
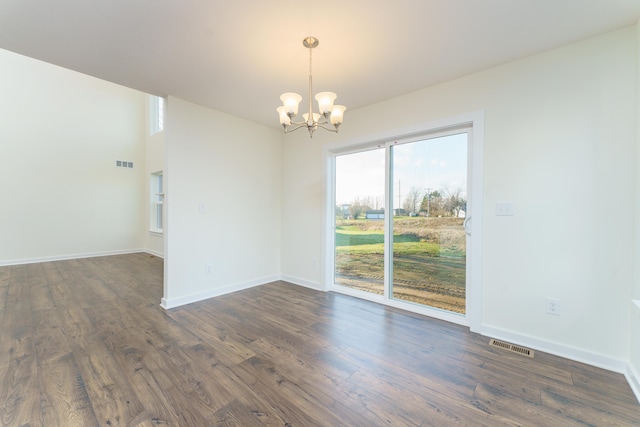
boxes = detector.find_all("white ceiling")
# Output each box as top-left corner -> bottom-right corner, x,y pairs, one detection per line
1,1 -> 640,130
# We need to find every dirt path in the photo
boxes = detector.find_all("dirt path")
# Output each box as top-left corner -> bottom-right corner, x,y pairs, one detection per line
335,273 -> 465,314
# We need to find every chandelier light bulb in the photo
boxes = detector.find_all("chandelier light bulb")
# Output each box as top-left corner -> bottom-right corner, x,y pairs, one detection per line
280,93 -> 302,116
276,106 -> 291,125
330,105 -> 347,126
303,112 -> 321,124
315,92 -> 337,115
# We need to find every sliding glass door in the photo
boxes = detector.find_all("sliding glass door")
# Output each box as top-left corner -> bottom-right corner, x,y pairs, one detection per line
334,147 -> 385,296
390,133 -> 467,314
332,127 -> 475,322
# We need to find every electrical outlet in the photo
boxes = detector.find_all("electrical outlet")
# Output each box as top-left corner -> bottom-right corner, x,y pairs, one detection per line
546,297 -> 560,316
205,263 -> 213,275
311,257 -> 318,269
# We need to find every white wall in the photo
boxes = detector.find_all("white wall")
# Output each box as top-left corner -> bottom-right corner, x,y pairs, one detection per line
282,27 -> 637,369
0,49 -> 146,264
145,96 -> 165,257
630,19 -> 640,399
281,135 -> 325,288
162,97 -> 282,308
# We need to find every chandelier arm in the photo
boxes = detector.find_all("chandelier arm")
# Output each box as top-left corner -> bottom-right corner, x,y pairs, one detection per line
315,123 -> 339,133
283,122 -> 310,133
315,114 -> 330,125
288,118 -> 314,126
290,114 -> 330,127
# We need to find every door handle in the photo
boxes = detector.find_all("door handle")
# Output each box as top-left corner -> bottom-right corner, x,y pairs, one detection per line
463,216 -> 471,236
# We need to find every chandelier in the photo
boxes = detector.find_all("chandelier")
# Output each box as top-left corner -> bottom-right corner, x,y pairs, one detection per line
276,36 -> 346,138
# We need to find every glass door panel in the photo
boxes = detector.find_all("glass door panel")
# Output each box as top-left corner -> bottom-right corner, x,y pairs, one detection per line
334,148 -> 386,295
390,133 -> 468,313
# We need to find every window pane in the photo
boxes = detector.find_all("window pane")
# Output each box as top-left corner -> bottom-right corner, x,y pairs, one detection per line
150,96 -> 165,135
150,171 -> 164,232
158,97 -> 164,132
156,204 -> 163,229
390,133 -> 467,313
334,148 -> 385,295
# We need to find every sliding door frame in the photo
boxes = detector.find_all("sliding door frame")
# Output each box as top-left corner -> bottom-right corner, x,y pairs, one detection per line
323,111 -> 484,332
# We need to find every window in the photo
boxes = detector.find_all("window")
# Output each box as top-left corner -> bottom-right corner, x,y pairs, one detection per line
150,96 -> 165,135
150,171 -> 164,233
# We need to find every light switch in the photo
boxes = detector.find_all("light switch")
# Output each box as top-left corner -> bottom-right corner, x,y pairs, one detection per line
198,202 -> 206,214
496,201 -> 514,216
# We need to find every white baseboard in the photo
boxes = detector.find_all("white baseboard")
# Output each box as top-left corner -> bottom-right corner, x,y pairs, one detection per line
143,249 -> 164,259
160,275 -> 280,309
0,248 -> 147,267
280,274 -> 324,291
626,363 -> 640,404
481,325 -> 628,374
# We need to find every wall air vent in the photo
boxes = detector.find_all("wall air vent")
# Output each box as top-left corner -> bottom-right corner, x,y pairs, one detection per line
489,339 -> 534,358
115,160 -> 134,168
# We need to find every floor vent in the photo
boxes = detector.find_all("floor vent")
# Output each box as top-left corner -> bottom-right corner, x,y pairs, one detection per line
489,339 -> 534,358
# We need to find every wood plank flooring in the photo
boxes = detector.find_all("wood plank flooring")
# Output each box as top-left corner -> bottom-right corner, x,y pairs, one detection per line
0,253 -> 638,426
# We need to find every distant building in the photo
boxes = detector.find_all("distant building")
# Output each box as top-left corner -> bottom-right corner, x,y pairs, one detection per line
393,208 -> 406,216
339,204 -> 350,218
366,209 -> 385,219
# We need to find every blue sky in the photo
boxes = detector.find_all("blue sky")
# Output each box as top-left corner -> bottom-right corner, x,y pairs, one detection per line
335,133 -> 467,207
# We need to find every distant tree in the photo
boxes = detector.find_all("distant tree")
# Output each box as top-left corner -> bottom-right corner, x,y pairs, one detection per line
363,196 -> 375,211
373,196 -> 384,210
336,204 -> 350,219
349,197 -> 370,219
443,186 -> 467,217
420,190 -> 443,217
402,187 -> 423,215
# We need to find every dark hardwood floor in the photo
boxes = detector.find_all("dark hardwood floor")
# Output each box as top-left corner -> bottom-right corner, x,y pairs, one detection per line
0,253 -> 638,426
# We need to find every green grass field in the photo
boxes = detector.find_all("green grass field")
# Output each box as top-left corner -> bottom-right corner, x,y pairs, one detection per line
335,217 -> 466,313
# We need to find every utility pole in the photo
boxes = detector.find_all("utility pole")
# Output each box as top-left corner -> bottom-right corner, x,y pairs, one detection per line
425,187 -> 432,217
398,180 -> 401,211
